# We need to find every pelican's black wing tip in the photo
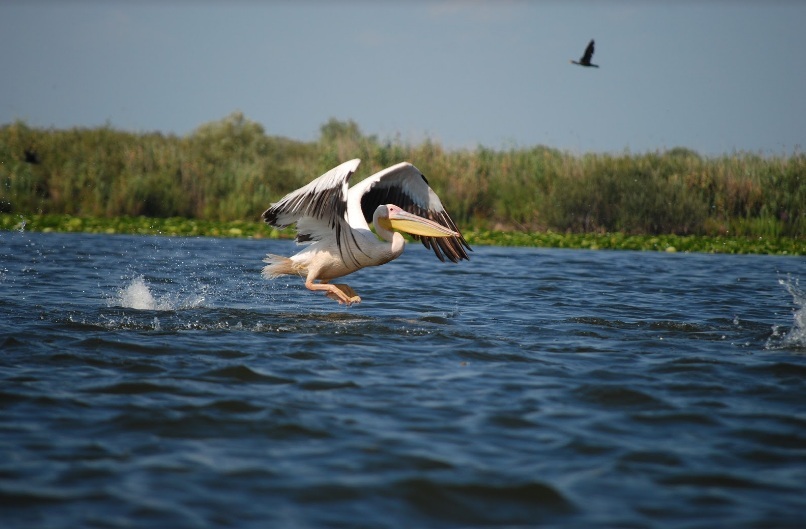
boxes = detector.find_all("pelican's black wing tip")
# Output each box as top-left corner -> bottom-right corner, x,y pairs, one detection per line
261,207 -> 275,225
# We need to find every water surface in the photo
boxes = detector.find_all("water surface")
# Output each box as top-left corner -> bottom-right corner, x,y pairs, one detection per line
1,231 -> 805,528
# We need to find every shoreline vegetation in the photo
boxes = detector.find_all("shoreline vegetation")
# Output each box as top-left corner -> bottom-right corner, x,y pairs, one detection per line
1,213 -> 801,256
2,113 -> 804,255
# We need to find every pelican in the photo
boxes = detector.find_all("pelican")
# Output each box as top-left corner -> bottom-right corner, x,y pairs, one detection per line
261,159 -> 471,305
571,39 -> 599,68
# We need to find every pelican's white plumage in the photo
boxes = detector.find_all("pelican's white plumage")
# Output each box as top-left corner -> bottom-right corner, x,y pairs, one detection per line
261,159 -> 470,304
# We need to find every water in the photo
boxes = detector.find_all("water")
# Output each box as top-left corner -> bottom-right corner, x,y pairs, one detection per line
1,231 -> 805,528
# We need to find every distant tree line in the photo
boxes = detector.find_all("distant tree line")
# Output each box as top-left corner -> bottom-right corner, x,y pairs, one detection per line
1,112 -> 804,237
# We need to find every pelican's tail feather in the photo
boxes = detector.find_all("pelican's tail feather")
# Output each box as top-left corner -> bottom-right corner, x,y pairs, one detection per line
262,254 -> 299,279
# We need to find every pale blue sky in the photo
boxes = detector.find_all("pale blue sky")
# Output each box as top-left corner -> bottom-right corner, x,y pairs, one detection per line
2,1 -> 804,156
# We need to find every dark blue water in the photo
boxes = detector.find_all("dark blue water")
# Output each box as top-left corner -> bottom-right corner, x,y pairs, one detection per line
1,231 -> 805,528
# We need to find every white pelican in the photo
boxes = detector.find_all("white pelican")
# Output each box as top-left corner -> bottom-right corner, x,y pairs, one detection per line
261,159 -> 471,305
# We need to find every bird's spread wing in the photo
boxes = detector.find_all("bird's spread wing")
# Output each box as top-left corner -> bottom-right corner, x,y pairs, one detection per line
582,40 -> 595,63
350,162 -> 471,263
262,158 -> 359,249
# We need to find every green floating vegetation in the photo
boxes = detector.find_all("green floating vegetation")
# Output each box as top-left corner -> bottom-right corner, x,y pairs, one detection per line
464,229 -> 803,255
1,214 -> 802,256
0,213 -> 285,239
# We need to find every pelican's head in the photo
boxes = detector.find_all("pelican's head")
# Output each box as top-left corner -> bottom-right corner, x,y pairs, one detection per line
377,204 -> 458,238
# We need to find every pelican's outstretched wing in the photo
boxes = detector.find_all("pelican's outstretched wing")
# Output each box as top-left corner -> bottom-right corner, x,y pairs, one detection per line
262,158 -> 358,229
348,162 -> 471,263
262,159 -> 359,242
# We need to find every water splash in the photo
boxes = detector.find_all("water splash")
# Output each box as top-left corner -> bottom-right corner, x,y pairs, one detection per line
113,276 -> 164,310
768,277 -> 806,350
110,276 -> 207,311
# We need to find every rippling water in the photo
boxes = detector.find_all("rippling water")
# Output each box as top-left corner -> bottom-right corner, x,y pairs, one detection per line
1,231 -> 805,528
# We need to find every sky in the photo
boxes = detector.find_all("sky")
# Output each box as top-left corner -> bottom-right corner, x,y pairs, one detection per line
1,1 -> 805,156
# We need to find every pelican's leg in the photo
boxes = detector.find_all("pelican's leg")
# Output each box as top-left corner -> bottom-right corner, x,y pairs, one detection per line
305,278 -> 361,305
332,284 -> 361,304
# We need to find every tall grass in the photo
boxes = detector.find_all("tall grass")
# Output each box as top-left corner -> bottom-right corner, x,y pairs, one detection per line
1,113 -> 804,238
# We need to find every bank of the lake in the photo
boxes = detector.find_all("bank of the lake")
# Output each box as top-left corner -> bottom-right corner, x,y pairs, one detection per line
3,116 -> 805,240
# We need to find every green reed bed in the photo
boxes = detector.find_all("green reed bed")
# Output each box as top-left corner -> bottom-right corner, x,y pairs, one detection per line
2,113 -> 805,251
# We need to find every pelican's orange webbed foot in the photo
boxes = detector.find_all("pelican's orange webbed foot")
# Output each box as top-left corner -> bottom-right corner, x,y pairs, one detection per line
306,279 -> 361,305
328,284 -> 361,305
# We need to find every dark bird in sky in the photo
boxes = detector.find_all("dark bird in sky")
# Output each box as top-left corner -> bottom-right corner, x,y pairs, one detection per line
571,39 -> 599,68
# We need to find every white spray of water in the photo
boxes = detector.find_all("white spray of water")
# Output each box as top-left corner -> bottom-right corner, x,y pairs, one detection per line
111,276 -> 207,311
115,276 -> 164,310
769,277 -> 806,350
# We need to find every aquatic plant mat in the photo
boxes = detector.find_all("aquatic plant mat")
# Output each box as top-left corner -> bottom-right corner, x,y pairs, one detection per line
1,214 -> 801,255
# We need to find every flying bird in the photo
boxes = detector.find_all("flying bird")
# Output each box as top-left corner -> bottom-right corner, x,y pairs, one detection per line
571,39 -> 599,68
261,159 -> 470,305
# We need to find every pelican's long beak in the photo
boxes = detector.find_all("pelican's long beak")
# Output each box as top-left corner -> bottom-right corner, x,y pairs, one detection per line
387,209 -> 458,238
